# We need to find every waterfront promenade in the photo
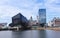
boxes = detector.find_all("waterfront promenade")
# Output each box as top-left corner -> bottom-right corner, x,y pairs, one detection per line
31,27 -> 60,31
0,26 -> 60,31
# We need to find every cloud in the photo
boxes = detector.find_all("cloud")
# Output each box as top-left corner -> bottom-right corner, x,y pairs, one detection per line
0,5 -> 21,23
0,0 -> 60,24
0,5 -> 34,24
0,0 -> 36,24
45,0 -> 60,22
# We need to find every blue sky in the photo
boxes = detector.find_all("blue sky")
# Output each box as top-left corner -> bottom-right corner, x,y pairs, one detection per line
0,0 -> 60,24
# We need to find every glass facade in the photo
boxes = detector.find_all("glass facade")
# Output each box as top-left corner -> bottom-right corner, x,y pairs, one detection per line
38,9 -> 46,24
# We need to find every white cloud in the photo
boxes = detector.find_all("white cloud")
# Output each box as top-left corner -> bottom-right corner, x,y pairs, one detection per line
0,5 -> 34,24
0,5 -> 21,23
0,0 -> 60,24
45,0 -> 60,22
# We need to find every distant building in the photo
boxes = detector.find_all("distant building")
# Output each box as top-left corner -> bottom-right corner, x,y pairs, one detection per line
48,21 -> 53,27
29,16 -> 34,26
36,16 -> 39,23
38,9 -> 46,27
33,20 -> 39,26
0,23 -> 7,27
48,17 -> 60,27
29,16 -> 39,26
29,20 -> 38,26
30,16 -> 33,21
52,17 -> 60,27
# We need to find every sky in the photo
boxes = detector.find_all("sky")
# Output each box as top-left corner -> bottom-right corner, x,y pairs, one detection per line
0,0 -> 60,24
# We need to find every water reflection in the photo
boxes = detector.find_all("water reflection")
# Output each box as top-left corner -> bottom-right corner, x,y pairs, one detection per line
12,30 -> 47,38
12,30 -> 32,38
0,30 -> 60,38
0,31 -> 12,38
39,30 -> 47,38
46,30 -> 60,38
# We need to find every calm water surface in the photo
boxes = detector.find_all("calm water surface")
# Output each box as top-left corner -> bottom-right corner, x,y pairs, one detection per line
0,30 -> 60,38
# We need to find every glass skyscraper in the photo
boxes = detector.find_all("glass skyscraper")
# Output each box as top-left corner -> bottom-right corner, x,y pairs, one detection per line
38,9 -> 46,26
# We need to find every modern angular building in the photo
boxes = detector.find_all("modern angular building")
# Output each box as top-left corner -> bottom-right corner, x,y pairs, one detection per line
38,9 -> 46,27
9,13 -> 29,27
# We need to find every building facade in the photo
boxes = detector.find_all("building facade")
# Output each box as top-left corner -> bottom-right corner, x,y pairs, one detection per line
51,17 -> 60,27
0,23 -> 7,27
9,13 -> 29,27
38,9 -> 46,26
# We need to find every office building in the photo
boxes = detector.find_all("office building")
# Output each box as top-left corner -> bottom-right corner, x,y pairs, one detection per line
38,9 -> 46,27
9,13 -> 29,27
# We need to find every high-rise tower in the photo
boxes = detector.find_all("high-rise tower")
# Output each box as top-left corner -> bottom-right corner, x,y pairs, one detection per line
38,9 -> 46,27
